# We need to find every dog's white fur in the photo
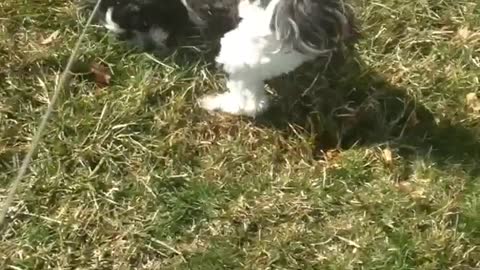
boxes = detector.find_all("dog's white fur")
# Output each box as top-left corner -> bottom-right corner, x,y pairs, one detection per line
200,0 -> 317,116
104,8 -> 124,33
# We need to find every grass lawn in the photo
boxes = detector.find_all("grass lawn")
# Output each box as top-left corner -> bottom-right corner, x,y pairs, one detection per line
1,0 -> 480,269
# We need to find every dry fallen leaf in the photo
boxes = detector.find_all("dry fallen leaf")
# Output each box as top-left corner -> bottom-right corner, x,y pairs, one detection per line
394,181 -> 427,200
411,187 -> 426,199
325,149 -> 340,161
395,181 -> 413,193
466,92 -> 480,113
455,26 -> 480,44
382,147 -> 393,167
456,26 -> 471,40
90,63 -> 111,88
40,30 -> 60,45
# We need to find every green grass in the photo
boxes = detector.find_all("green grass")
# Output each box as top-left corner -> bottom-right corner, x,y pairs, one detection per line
1,0 -> 480,269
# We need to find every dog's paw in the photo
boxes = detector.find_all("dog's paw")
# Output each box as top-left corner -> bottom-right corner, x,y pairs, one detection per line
198,94 -> 224,112
198,92 -> 269,117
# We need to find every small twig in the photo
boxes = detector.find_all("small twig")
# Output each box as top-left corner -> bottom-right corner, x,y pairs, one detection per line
336,235 -> 361,248
0,0 -> 103,226
151,238 -> 187,262
144,53 -> 174,70
19,212 -> 63,225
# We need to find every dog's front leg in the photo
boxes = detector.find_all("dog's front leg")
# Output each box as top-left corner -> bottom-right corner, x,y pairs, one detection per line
198,20 -> 272,117
199,74 -> 269,117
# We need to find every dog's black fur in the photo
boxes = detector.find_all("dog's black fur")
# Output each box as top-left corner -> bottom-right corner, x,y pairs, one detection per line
271,0 -> 358,54
94,0 -> 192,52
99,0 -> 190,32
91,0 -> 358,56
93,0 -> 242,54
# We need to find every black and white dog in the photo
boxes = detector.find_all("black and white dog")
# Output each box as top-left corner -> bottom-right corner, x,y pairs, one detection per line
93,0 -> 358,117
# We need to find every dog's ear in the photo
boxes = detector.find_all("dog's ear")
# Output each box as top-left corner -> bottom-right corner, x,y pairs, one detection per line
270,0 -> 359,54
115,2 -> 150,30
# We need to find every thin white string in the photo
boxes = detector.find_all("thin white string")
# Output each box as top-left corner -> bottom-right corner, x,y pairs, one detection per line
0,0 -> 103,226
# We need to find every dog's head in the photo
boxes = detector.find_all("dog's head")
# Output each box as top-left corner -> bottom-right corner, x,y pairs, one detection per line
98,0 -> 190,33
271,0 -> 360,54
95,0 -> 192,53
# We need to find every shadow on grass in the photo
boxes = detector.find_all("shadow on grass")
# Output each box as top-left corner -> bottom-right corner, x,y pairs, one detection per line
255,50 -> 480,176
151,40 -> 480,179
76,3 -> 480,176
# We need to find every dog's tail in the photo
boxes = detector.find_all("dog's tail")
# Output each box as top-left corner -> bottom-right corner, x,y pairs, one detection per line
270,0 -> 359,54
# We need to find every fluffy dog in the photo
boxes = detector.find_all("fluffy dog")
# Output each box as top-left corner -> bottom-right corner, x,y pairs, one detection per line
93,0 -> 358,117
